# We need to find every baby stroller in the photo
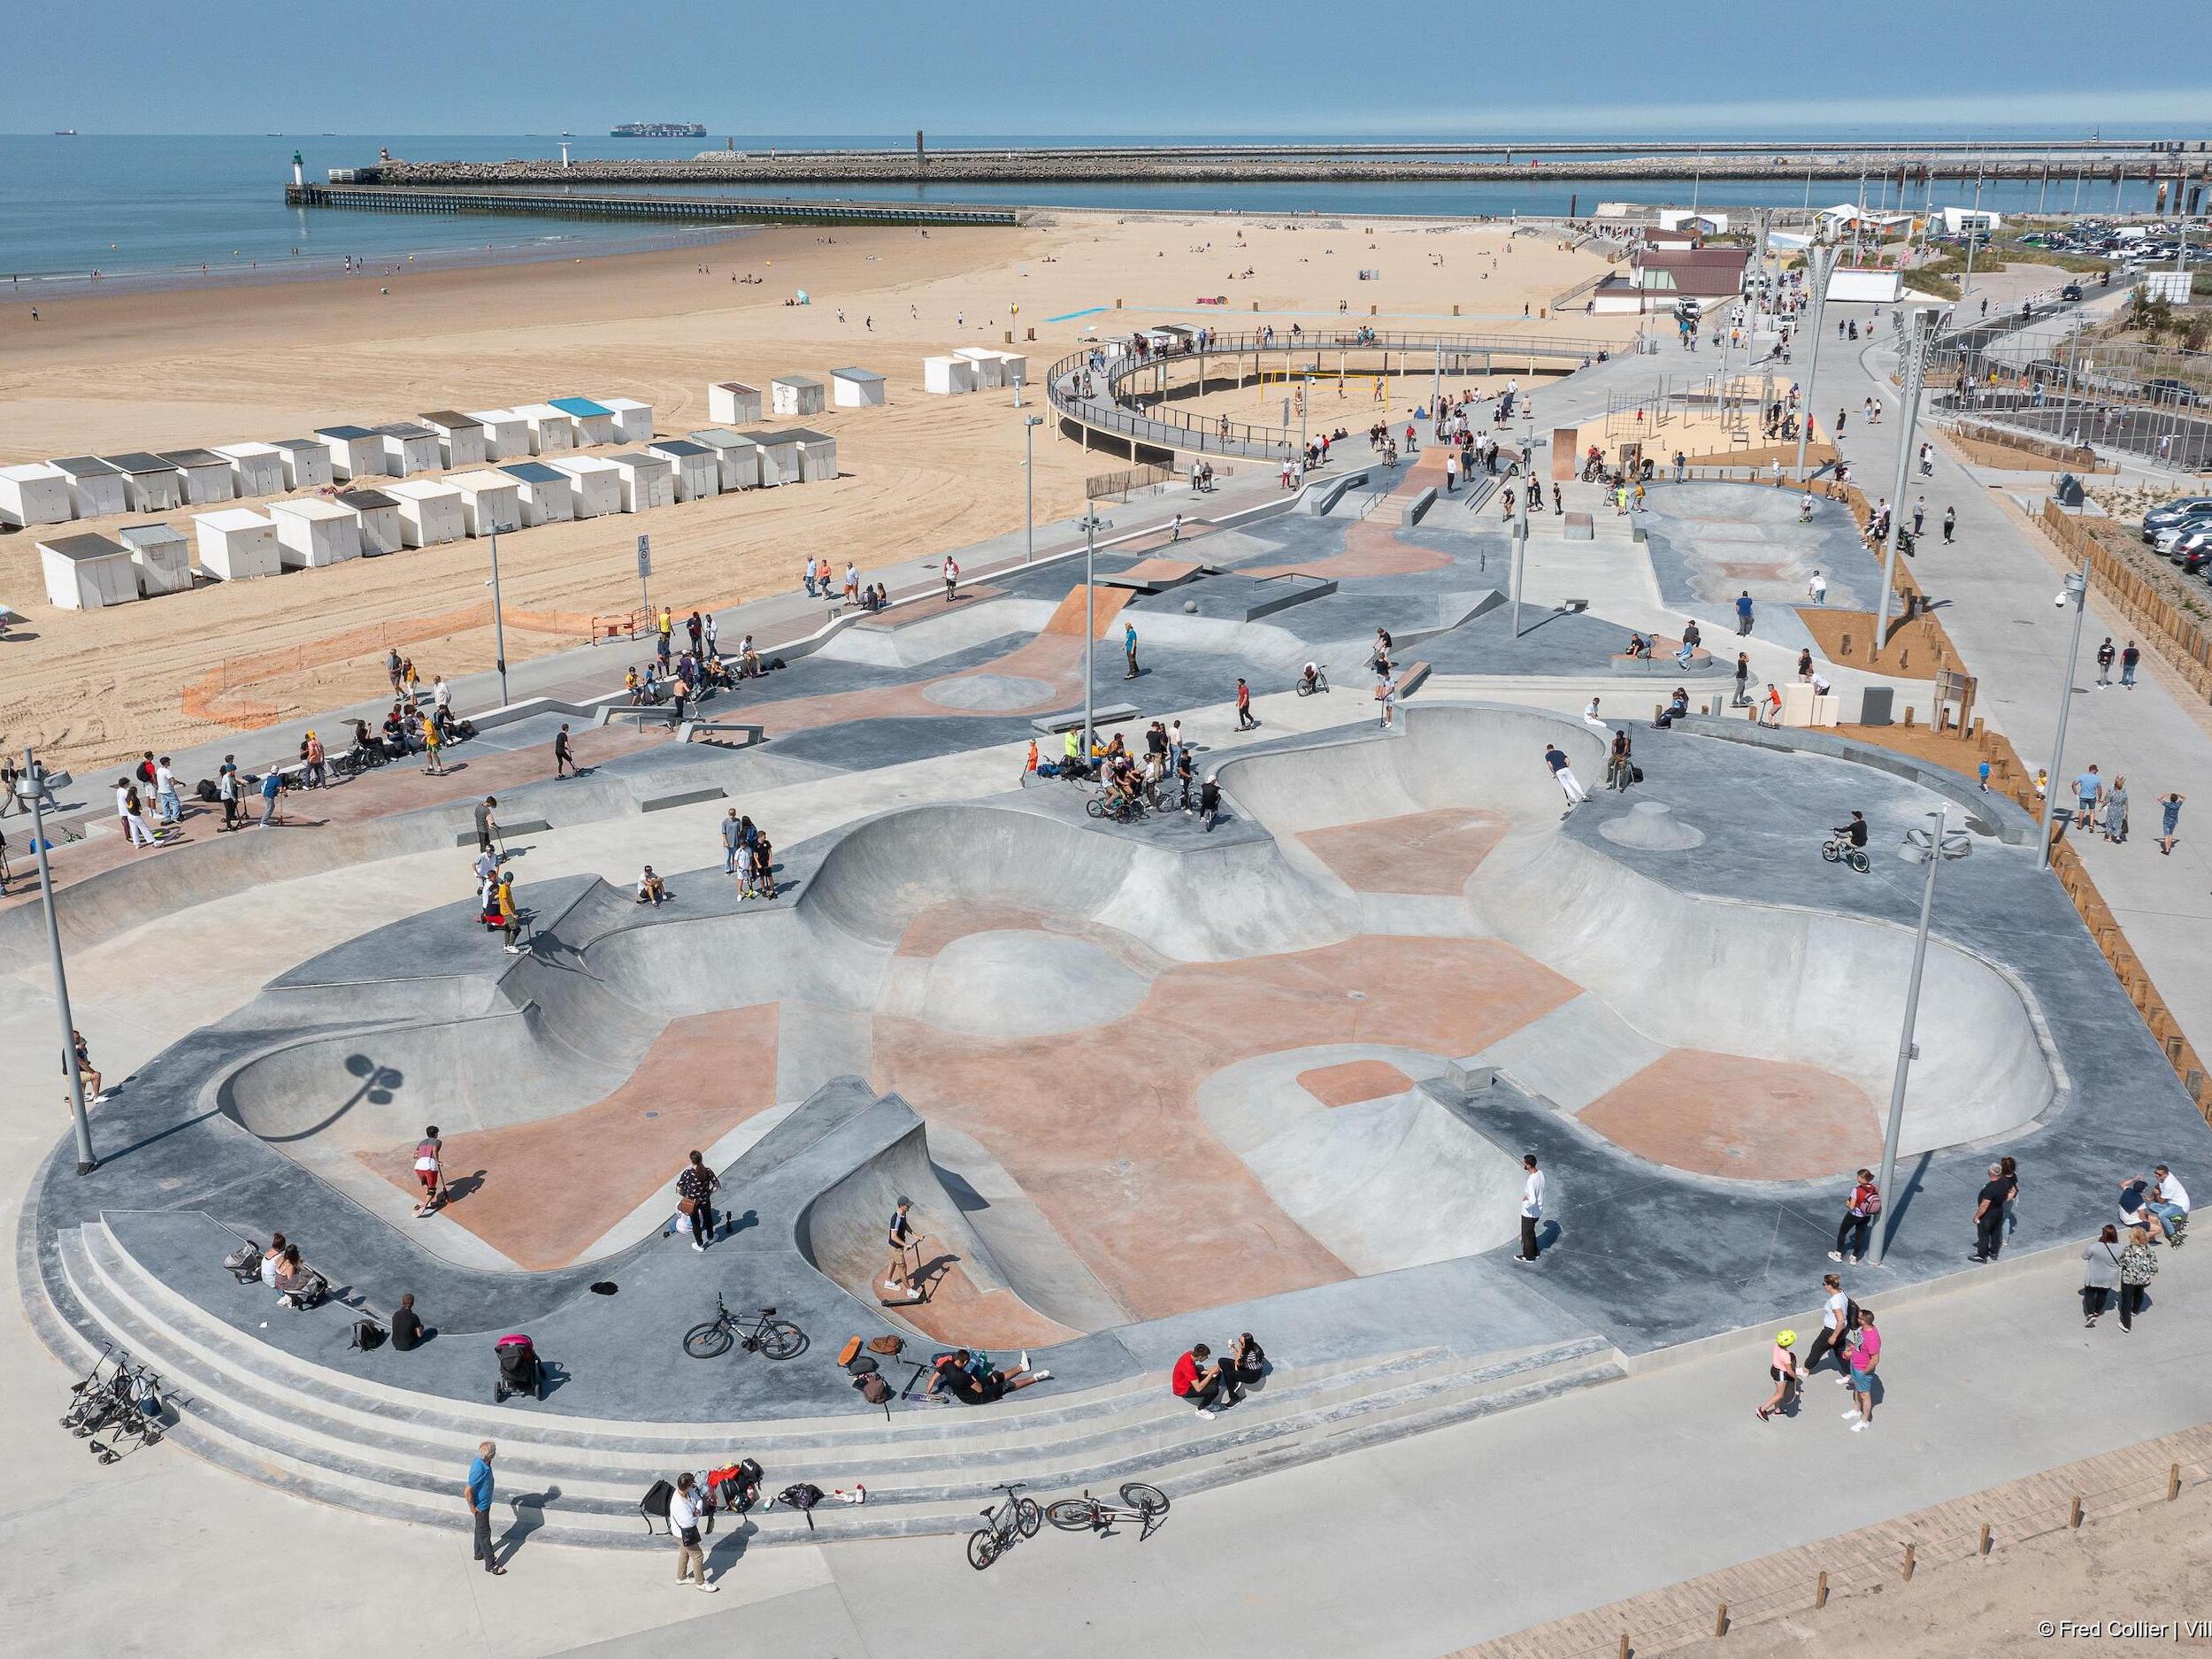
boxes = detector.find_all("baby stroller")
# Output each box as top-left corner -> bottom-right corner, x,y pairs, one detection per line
493,1333 -> 542,1403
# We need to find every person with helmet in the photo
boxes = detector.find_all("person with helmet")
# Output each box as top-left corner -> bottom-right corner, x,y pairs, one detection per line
1758,1329 -> 1803,1422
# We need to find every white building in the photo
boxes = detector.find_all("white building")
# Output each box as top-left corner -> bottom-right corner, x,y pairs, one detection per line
786,427 -> 840,483
378,423 -> 443,477
445,471 -> 525,537
466,409 -> 533,461
119,523 -> 192,595
316,426 -> 387,480
422,411 -> 490,468
498,461 -> 576,526
752,429 -> 804,487
214,442 -> 288,497
607,452 -> 676,512
688,427 -> 761,491
272,437 -> 335,489
924,355 -> 978,395
955,347 -> 1006,388
1,463 -> 74,527
648,440 -> 720,502
831,367 -> 887,408
995,351 -> 1029,391
163,449 -> 237,506
708,381 -> 763,425
49,456 -> 128,519
268,497 -> 363,568
335,488 -> 403,554
602,396 -> 655,443
38,533 -> 140,609
194,508 -> 282,580
516,404 -> 580,453
1657,209 -> 1730,234
104,453 -> 186,512
550,455 -> 622,518
771,374 -> 826,416
549,396 -> 618,446
1940,206 -> 2004,236
385,480 -> 465,546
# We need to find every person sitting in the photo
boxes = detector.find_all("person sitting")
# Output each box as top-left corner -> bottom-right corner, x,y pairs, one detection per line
641,665 -> 662,704
2119,1177 -> 2169,1243
1653,687 -> 1690,728
1623,631 -> 1650,659
1607,728 -> 1635,790
2146,1164 -> 2191,1245
1171,1342 -> 1240,1417
260,1232 -> 290,1287
381,708 -> 413,757
1674,621 -> 1701,668
1833,811 -> 1870,850
635,866 -> 666,906
926,1348 -> 1050,1404
1224,1332 -> 1267,1389
271,1244 -> 324,1309
390,1293 -> 425,1351
739,635 -> 761,678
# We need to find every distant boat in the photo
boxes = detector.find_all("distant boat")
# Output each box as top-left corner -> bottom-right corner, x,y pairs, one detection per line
561,131 -> 575,137
53,128 -> 77,136
611,121 -> 705,138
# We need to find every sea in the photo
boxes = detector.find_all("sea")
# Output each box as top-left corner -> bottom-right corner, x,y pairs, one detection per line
0,131 -> 2188,291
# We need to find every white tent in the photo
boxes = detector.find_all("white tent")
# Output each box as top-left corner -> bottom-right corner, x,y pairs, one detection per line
422,411 -> 490,468
648,440 -> 720,502
214,442 -> 288,497
831,367 -> 887,408
49,457 -> 128,518
162,449 -> 236,506
550,455 -> 621,518
499,461 -> 576,526
386,480 -> 465,546
268,497 -> 363,568
317,426 -> 387,480
602,396 -> 655,443
273,437 -> 335,488
467,409 -> 533,461
785,427 -> 839,483
119,523 -> 192,595
607,452 -> 676,512
687,427 -> 761,491
38,533 -> 140,609
194,508 -> 282,580
955,347 -> 1007,388
708,381 -> 763,425
446,471 -> 525,536
549,396 -> 618,445
752,429 -> 803,487
772,374 -> 826,416
104,453 -> 185,511
924,355 -> 978,395
378,424 -> 443,477
516,404 -> 579,453
335,488 -> 403,554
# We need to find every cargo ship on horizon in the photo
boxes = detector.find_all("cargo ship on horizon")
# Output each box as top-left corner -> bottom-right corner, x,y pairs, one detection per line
611,121 -> 706,138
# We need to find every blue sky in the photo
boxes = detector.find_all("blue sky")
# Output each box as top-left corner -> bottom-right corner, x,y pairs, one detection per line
12,0 -> 2209,135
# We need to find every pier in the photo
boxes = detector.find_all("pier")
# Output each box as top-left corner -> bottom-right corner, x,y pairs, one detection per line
284,182 -> 1023,228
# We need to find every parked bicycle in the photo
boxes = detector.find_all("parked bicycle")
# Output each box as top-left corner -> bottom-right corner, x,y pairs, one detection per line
1295,662 -> 1331,696
967,1480 -> 1043,1571
681,1294 -> 807,1362
1046,1482 -> 1171,1540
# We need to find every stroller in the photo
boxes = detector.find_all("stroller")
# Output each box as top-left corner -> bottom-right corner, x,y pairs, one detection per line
493,1333 -> 542,1403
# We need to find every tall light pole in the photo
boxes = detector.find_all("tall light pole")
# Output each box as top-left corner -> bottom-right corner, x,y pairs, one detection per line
2039,559 -> 2092,870
1795,240 -> 1837,481
1077,508 -> 1110,760
1870,307 -> 1940,663
1870,805 -> 1972,1265
1960,169 -> 1985,303
1023,415 -> 1044,564
486,519 -> 514,707
17,751 -> 96,1175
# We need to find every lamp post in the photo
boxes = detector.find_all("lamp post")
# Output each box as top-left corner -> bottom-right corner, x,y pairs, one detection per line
1077,508 -> 1110,760
1960,169 -> 1985,303
1794,240 -> 1838,481
17,751 -> 96,1175
2039,559 -> 2092,870
1023,415 -> 1044,564
1870,307 -> 1940,664
1870,805 -> 1972,1266
485,520 -> 514,707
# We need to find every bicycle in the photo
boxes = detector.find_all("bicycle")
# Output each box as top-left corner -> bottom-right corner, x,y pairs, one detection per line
1821,834 -> 1872,874
967,1481 -> 1042,1571
681,1294 -> 807,1362
1045,1481 -> 1171,1541
1085,788 -> 1148,824
1294,664 -> 1331,696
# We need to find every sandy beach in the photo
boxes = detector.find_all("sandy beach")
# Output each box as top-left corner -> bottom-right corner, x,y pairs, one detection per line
0,211 -> 1624,771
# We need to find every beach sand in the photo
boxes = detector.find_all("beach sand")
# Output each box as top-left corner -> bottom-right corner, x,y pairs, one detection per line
0,211 -> 1625,770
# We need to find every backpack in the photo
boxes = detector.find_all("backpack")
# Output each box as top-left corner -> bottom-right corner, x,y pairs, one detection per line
866,1334 -> 904,1356
196,779 -> 219,803
350,1318 -> 388,1351
776,1482 -> 826,1531
856,1372 -> 894,1406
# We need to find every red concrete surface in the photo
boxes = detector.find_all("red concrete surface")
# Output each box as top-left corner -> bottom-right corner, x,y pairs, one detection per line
1578,1048 -> 1883,1181
1298,1059 -> 1417,1107
1298,808 -> 1509,895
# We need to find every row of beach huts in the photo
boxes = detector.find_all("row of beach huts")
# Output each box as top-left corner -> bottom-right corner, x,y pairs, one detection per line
924,347 -> 1028,396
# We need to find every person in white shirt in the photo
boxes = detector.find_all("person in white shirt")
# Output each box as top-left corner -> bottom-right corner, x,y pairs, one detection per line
1583,697 -> 1609,733
115,782 -> 156,848
1514,1153 -> 1546,1262
668,1472 -> 717,1591
703,613 -> 718,659
2147,1164 -> 2191,1243
154,757 -> 181,825
433,676 -> 451,713
1800,492 -> 1816,524
1805,1272 -> 1852,1381
1807,569 -> 1827,604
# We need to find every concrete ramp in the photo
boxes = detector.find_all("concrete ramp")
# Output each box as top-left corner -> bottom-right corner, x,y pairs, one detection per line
1041,582 -> 1133,638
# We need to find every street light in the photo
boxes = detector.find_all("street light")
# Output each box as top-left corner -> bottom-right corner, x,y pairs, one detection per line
1870,804 -> 1973,1266
1077,508 -> 1111,761
1794,240 -> 1837,481
1023,415 -> 1044,565
2039,559 -> 2093,871
484,519 -> 515,707
1870,307 -> 1941,664
15,750 -> 96,1175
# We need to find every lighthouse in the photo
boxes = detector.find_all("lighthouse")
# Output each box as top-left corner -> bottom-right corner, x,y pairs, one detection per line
291,150 -> 304,188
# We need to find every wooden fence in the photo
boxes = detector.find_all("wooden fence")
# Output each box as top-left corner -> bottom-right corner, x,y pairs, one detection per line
2041,501 -> 2212,704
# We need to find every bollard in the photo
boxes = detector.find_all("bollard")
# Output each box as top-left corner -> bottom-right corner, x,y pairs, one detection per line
2170,1463 -> 2183,1502
2070,1496 -> 2084,1529
1978,1523 -> 1991,1556
1617,1636 -> 1629,1659
1902,1542 -> 1916,1580
1715,1603 -> 1729,1638
1815,1571 -> 1829,1609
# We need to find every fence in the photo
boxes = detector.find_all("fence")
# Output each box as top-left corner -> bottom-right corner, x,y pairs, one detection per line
1085,461 -> 1176,501
1941,421 -> 2108,471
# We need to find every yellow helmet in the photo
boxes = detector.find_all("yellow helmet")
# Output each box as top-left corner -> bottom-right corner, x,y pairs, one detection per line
1775,1329 -> 1797,1348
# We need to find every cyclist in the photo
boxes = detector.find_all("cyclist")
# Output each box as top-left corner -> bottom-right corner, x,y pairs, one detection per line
1832,811 -> 1870,853
1299,661 -> 1323,695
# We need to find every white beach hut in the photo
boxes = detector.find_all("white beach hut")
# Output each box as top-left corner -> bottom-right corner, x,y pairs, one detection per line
499,461 -> 576,526
162,449 -> 237,506
49,457 -> 129,519
386,480 -> 465,546
194,508 -> 282,580
549,396 -> 618,446
273,437 -> 335,489
423,411 -> 490,468
214,442 -> 288,498
955,347 -> 1007,388
751,429 -> 804,487
517,404 -> 579,454
688,428 -> 761,491
268,497 -> 364,568
38,533 -> 140,609
996,350 -> 1029,391
786,428 -> 840,483
119,523 -> 192,596
378,423 -> 443,478
446,471 -> 525,537
649,440 -> 720,503
335,488 -> 404,555
771,374 -> 826,417
550,455 -> 622,518
602,396 -> 655,443
103,453 -> 186,512
2,463 -> 75,527
467,410 -> 533,461
924,355 -> 978,396
708,381 -> 763,426
607,452 -> 676,512
831,367 -> 887,408
317,426 -> 388,480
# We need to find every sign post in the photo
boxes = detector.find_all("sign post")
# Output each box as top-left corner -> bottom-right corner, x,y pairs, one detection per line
636,534 -> 651,628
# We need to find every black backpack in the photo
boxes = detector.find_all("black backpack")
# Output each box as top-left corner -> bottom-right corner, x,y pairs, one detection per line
776,1482 -> 825,1531
349,1319 -> 387,1351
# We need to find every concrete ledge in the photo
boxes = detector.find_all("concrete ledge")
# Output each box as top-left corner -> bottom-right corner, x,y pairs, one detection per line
1394,661 -> 1432,697
450,818 -> 550,847
1563,511 -> 1593,540
638,787 -> 727,813
1300,470 -> 1371,516
675,720 -> 766,748
1403,487 -> 1439,526
1609,653 -> 1726,677
1029,702 -> 1140,734
595,704 -> 679,727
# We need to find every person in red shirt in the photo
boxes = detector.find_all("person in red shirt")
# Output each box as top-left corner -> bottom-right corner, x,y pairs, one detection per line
1234,678 -> 1256,731
1829,1168 -> 1880,1264
1171,1343 -> 1237,1418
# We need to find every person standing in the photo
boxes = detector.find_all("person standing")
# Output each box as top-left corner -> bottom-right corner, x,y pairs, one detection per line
496,872 -> 523,956
721,808 -> 744,875
1735,590 -> 1755,635
154,756 -> 181,825
671,1472 -> 718,1590
2072,765 -> 2102,839
1804,1274 -> 1851,1382
387,646 -> 405,698
882,1196 -> 918,1295
473,796 -> 498,858
216,757 -> 241,833
554,723 -> 578,780
2157,792 -> 2185,856
943,555 -> 960,600
420,710 -> 444,777
466,1441 -> 505,1575
1733,651 -> 1752,708
2081,1225 -> 2123,1327
1970,1161 -> 2008,1262
676,1150 -> 719,1252
2117,1228 -> 2158,1332
257,766 -> 282,828
1842,1308 -> 1879,1431
1125,620 -> 1140,680
1234,678 -> 1256,731
412,1126 -> 447,1217
1378,671 -> 1397,729
2120,641 -> 2139,689
1828,1168 -> 1879,1264
2102,776 -> 2129,844
1513,1153 -> 1545,1262
115,780 -> 157,849
1807,570 -> 1827,606
1941,506 -> 1955,545
2094,637 -> 2116,687
1756,1329 -> 1802,1422
1542,743 -> 1587,809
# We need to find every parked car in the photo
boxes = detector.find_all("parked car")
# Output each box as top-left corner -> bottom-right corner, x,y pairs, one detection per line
2143,496 -> 2212,538
2143,378 -> 2204,407
2154,516 -> 2212,555
2173,534 -> 2212,573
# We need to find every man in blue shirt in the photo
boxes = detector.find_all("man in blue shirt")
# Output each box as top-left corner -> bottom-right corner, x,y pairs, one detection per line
257,766 -> 282,828
466,1441 -> 504,1574
1735,591 -> 1755,636
2074,766 -> 2102,833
